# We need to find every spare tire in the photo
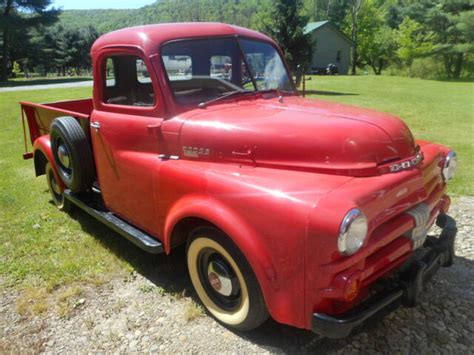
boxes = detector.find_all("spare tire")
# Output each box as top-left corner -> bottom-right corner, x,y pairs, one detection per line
50,116 -> 95,192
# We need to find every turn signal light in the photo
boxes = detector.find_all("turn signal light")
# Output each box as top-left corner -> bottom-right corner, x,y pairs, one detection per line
344,277 -> 360,301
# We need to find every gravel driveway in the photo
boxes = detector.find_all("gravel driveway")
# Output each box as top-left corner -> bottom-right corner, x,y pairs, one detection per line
1,197 -> 473,353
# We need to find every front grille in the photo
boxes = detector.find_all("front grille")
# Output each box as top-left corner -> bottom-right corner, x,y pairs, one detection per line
404,203 -> 430,249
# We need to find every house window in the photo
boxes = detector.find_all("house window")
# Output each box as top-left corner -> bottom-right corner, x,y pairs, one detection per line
336,50 -> 342,63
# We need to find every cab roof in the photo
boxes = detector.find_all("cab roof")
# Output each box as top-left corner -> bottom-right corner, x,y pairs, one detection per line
91,22 -> 274,56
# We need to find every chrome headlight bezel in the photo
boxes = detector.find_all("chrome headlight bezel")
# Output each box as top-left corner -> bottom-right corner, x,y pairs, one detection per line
338,209 -> 369,256
442,150 -> 458,181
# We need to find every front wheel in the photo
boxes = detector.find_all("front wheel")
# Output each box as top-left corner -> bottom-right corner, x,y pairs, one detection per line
45,162 -> 72,212
187,227 -> 269,331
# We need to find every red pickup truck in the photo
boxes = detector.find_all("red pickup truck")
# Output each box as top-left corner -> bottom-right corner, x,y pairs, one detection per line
20,23 -> 458,338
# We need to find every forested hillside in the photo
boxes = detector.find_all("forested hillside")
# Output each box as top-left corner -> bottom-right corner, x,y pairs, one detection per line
58,0 -> 272,34
2,0 -> 473,81
59,9 -> 136,33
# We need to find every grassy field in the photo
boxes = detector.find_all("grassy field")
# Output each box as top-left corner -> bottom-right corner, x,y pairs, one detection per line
0,76 -> 472,315
0,76 -> 92,87
0,87 -> 142,316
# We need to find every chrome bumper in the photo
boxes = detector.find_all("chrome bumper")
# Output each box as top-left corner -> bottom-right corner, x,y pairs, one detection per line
311,213 -> 457,339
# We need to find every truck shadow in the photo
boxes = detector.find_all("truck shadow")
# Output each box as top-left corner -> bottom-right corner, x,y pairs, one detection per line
303,90 -> 359,96
69,207 -> 473,353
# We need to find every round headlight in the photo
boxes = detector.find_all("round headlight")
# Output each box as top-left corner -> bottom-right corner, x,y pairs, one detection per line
338,209 -> 368,255
442,151 -> 458,181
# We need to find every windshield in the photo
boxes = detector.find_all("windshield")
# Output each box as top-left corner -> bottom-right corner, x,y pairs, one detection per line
161,37 -> 294,105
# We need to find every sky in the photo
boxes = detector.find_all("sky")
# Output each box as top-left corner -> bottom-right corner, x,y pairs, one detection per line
53,0 -> 157,10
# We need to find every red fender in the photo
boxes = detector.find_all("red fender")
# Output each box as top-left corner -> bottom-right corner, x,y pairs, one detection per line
33,135 -> 66,191
163,193 -> 307,327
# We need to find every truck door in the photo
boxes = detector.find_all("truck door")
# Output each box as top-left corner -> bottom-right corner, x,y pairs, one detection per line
90,51 -> 164,236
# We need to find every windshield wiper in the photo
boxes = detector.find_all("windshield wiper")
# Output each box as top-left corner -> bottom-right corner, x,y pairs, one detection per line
198,90 -> 254,108
258,88 -> 294,95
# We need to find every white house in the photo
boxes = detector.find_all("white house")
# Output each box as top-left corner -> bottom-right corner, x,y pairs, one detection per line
304,21 -> 353,75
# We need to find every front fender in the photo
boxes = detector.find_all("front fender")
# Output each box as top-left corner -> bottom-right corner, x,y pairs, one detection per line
164,193 -> 307,327
164,193 -> 277,280
155,159 -> 353,329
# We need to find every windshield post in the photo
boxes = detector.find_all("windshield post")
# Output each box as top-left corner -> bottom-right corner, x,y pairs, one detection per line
235,36 -> 258,92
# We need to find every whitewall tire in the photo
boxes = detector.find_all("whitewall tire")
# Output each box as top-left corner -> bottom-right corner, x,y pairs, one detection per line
187,227 -> 269,331
46,162 -> 72,212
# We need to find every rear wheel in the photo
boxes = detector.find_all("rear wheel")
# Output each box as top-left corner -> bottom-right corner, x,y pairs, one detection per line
187,227 -> 269,331
46,162 -> 72,212
50,116 -> 95,192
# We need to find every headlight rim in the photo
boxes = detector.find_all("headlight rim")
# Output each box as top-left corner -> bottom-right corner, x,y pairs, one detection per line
338,208 -> 368,256
442,150 -> 457,182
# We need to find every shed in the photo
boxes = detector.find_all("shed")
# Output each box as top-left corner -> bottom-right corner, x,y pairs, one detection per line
304,21 -> 353,75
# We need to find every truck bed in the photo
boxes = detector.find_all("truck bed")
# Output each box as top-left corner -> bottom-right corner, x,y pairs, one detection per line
20,98 -> 93,158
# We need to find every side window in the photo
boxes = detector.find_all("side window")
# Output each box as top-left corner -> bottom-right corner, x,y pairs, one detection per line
210,55 -> 232,80
102,55 -> 155,107
105,58 -> 116,87
136,59 -> 151,84
336,50 -> 342,63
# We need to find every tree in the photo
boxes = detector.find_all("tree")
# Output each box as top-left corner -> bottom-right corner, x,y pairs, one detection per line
256,0 -> 314,86
28,24 -> 99,77
396,18 -> 433,75
428,2 -> 474,79
347,0 -> 363,75
0,0 -> 59,81
361,26 -> 397,75
302,0 -> 351,27
400,0 -> 474,79
354,0 -> 396,75
327,0 -> 352,27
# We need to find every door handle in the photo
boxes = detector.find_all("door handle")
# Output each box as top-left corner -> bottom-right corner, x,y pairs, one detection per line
147,123 -> 162,134
90,122 -> 101,130
232,149 -> 252,157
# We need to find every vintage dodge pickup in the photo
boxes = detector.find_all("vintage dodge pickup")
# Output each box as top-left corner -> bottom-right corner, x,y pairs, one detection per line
20,23 -> 458,338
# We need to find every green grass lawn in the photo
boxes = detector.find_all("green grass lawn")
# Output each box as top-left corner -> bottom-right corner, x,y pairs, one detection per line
303,75 -> 473,196
0,76 -> 92,87
0,87 -> 141,316
0,76 -> 472,315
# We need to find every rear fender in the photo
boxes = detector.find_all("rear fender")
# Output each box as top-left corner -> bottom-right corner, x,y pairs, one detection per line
33,135 -> 65,190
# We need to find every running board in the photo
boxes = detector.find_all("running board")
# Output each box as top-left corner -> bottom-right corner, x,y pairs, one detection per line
64,190 -> 164,254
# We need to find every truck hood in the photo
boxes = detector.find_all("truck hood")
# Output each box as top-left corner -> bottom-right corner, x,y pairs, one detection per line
178,96 -> 417,176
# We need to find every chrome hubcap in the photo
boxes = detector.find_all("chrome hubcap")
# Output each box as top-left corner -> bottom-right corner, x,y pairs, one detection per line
207,260 -> 233,297
58,145 -> 70,168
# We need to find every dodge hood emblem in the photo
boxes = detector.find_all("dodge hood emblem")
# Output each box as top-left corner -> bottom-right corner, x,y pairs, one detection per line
389,151 -> 424,173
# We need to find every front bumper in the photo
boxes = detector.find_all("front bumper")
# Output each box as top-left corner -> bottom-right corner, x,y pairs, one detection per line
311,213 -> 457,339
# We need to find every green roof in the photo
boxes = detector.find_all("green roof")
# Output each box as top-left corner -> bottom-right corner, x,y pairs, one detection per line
304,20 -> 353,45
304,21 -> 329,34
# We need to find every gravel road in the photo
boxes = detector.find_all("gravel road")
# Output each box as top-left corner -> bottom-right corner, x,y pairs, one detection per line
1,197 -> 473,353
